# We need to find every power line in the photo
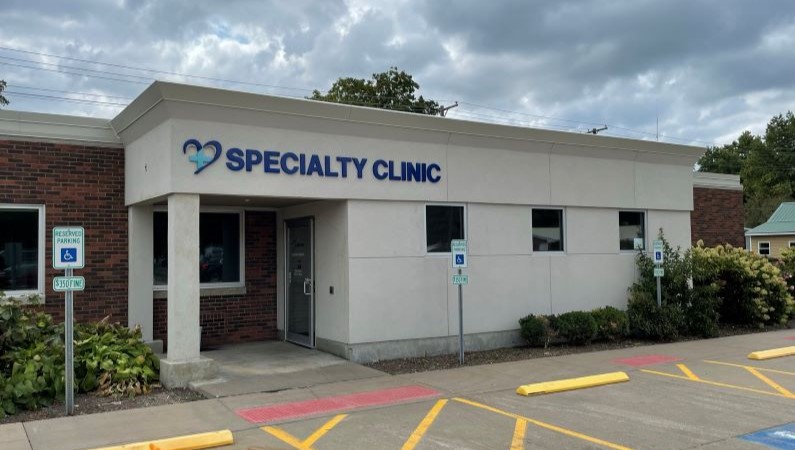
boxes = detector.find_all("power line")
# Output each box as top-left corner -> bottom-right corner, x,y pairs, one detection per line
0,45 -> 716,145
4,91 -> 128,106
0,45 -> 314,94
8,84 -> 134,100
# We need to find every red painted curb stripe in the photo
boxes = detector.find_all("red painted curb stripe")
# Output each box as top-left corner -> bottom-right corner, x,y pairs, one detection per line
236,385 -> 440,423
784,336 -> 795,341
612,354 -> 682,367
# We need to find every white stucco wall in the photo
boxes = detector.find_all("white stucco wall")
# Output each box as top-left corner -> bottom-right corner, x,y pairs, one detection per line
344,201 -> 686,345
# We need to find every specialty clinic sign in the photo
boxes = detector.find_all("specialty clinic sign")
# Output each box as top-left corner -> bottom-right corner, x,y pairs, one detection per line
182,139 -> 442,183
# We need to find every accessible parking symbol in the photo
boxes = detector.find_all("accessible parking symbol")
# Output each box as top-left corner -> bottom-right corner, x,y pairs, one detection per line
61,247 -> 77,263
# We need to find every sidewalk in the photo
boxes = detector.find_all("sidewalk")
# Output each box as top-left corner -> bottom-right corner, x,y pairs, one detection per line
2,329 -> 793,450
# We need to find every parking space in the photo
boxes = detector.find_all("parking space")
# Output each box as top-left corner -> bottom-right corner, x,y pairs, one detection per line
220,346 -> 795,450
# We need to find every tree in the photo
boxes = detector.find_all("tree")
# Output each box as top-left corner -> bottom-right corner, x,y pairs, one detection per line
310,67 -> 440,115
0,80 -> 8,108
697,131 -> 757,174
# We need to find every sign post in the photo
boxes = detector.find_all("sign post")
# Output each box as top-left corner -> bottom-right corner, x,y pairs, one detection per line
52,226 -> 85,416
451,239 -> 468,365
652,239 -> 664,307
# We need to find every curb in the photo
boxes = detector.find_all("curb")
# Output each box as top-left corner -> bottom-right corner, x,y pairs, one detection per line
748,346 -> 795,361
89,429 -> 233,450
516,371 -> 630,396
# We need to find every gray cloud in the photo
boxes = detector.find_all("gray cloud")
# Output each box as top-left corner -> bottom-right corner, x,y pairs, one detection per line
0,0 -> 793,145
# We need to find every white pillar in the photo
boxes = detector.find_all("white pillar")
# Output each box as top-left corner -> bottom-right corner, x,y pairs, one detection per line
128,205 -> 154,342
166,193 -> 201,362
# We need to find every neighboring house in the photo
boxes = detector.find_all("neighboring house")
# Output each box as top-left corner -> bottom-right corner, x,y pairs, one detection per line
746,202 -> 795,258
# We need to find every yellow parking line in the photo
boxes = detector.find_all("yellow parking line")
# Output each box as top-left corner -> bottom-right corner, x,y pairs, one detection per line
262,413 -> 348,450
640,369 -> 794,399
745,367 -> 795,398
303,414 -> 348,447
453,397 -> 633,450
401,399 -> 448,450
511,418 -> 527,450
676,364 -> 700,381
261,426 -> 311,450
704,359 -> 795,376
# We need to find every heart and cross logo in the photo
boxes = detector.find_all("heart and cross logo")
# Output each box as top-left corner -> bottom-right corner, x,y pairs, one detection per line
182,139 -> 222,174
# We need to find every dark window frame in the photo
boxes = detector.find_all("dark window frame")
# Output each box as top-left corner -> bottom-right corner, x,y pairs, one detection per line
532,208 -> 565,253
152,208 -> 245,289
619,210 -> 646,251
425,204 -> 466,254
0,204 -> 45,297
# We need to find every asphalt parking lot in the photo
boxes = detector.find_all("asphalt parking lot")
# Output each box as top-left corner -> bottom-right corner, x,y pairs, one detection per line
226,333 -> 795,450
5,330 -> 794,450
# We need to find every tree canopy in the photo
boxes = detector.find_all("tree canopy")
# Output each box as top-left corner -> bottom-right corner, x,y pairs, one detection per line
698,112 -> 795,227
0,80 -> 8,108
310,67 -> 440,115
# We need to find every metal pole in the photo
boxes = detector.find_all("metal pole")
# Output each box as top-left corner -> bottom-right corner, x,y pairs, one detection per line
65,268 -> 74,415
656,269 -> 662,308
458,268 -> 464,365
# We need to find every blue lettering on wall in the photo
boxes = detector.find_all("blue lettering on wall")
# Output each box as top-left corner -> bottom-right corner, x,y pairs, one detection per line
183,139 -> 442,183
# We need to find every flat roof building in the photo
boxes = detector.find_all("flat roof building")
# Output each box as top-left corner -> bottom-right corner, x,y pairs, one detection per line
0,82 -> 707,387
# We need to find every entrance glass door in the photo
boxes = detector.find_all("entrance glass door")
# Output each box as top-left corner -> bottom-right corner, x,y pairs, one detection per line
286,218 -> 314,347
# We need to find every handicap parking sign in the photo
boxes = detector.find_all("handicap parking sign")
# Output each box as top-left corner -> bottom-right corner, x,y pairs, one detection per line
455,254 -> 465,265
61,248 -> 77,263
53,227 -> 85,269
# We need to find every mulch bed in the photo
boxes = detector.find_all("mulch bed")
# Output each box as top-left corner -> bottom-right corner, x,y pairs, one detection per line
0,387 -> 205,425
367,324 -> 794,375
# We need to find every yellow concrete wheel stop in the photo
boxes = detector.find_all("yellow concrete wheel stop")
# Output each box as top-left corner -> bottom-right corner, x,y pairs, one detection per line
516,371 -> 629,396
748,346 -> 795,360
89,429 -> 234,450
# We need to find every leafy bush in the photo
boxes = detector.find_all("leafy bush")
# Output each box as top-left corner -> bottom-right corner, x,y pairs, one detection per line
627,287 -> 685,341
518,314 -> 556,347
693,243 -> 793,327
555,311 -> 597,345
75,321 -> 159,396
0,293 -> 160,417
591,306 -> 629,341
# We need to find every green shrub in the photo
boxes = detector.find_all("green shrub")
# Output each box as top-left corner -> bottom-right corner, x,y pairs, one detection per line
518,314 -> 556,347
0,341 -> 64,416
693,243 -> 793,327
627,288 -> 685,341
0,292 -> 160,417
75,320 -> 159,396
591,306 -> 629,341
555,311 -> 597,345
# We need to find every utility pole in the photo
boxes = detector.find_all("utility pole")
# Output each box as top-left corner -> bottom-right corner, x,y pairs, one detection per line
586,125 -> 608,135
439,101 -> 459,117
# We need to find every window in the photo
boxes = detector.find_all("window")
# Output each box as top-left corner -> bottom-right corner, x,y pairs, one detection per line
153,211 -> 243,286
532,209 -> 564,252
619,211 -> 646,251
0,205 -> 44,295
789,241 -> 795,248
426,205 -> 465,253
758,241 -> 770,256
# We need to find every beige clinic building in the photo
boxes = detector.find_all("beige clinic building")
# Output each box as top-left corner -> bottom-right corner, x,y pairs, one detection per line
0,82 -> 704,386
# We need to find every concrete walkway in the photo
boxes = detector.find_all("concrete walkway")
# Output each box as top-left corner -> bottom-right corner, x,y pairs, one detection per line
2,329 -> 794,450
192,341 -> 383,397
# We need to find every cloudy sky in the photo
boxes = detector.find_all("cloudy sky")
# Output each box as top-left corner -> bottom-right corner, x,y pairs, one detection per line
1,0 -> 794,147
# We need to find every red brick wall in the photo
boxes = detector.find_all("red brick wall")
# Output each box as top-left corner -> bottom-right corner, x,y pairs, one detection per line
153,210 -> 278,350
691,187 -> 745,248
0,139 -> 127,323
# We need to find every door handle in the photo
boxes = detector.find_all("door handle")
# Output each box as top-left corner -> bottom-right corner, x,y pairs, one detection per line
303,278 -> 312,296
